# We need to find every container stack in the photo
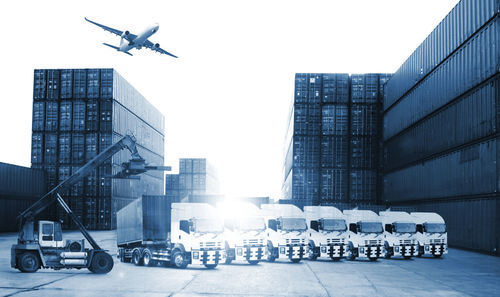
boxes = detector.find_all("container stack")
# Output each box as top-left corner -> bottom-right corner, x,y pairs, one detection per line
283,73 -> 390,207
31,68 -> 165,230
382,0 -> 500,255
166,158 -> 220,202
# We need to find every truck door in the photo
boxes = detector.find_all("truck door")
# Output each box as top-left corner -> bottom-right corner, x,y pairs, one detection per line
39,221 -> 64,248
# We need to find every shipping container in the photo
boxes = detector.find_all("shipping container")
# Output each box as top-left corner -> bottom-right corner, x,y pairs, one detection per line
179,159 -> 193,173
85,133 -> 98,161
0,163 -> 46,199
320,168 -> 348,201
58,133 -> 71,164
384,138 -> 499,202
72,100 -> 85,131
384,0 -> 500,111
31,133 -> 43,164
33,69 -> 46,100
85,100 -> 99,131
321,73 -> 350,104
350,136 -> 378,169
349,170 -> 377,201
60,69 -> 73,99
87,69 -> 100,99
59,101 -> 72,131
45,101 -> 58,131
46,69 -> 60,100
116,195 -> 172,245
70,166 -> 84,197
44,133 -> 58,165
73,69 -> 87,99
385,76 -> 499,171
321,105 -> 348,136
71,133 -> 84,164
350,104 -> 379,136
320,136 -> 348,168
384,16 -> 499,140
294,73 -> 309,103
100,69 -> 113,99
32,101 -> 45,131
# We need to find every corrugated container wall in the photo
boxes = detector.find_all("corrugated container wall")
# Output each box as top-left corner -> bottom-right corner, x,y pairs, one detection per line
31,68 -> 165,230
177,158 -> 220,200
0,163 -> 47,232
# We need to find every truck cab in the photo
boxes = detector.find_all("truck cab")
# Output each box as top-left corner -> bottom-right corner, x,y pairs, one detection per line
304,206 -> 348,261
378,211 -> 419,259
410,212 -> 448,258
260,204 -> 307,263
218,202 -> 265,265
343,209 -> 385,261
171,203 -> 224,268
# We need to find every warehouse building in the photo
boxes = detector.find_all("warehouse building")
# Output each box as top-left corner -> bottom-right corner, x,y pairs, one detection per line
31,68 -> 165,230
282,73 -> 391,207
165,158 -> 220,202
383,0 -> 500,255
0,163 -> 47,232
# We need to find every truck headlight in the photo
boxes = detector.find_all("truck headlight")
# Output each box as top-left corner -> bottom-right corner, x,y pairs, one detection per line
280,247 -> 285,254
193,252 -> 199,259
395,247 -> 399,252
321,246 -> 327,253
359,247 -> 365,254
425,245 -> 429,251
237,248 -> 243,256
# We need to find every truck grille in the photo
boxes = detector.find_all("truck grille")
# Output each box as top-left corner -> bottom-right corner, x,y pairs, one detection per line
364,240 -> 381,246
399,239 -> 413,245
286,238 -> 305,244
431,239 -> 444,244
199,241 -> 221,249
243,239 -> 264,245
327,238 -> 345,244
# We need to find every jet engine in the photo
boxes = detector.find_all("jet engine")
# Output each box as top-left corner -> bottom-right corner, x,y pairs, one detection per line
155,43 -> 160,48
121,30 -> 130,38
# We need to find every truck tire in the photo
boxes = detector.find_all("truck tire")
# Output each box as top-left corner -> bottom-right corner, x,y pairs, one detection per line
90,252 -> 114,274
247,260 -> 259,265
290,258 -> 301,263
433,254 -> 442,258
368,257 -> 378,262
204,264 -> 217,269
384,243 -> 392,259
171,251 -> 188,269
266,242 -> 276,262
330,256 -> 341,261
18,252 -> 40,273
403,256 -> 412,260
346,243 -> 356,261
307,244 -> 318,260
132,249 -> 143,266
142,249 -> 157,267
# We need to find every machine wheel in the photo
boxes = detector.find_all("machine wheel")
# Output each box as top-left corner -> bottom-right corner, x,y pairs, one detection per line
331,257 -> 341,261
132,249 -> 143,266
403,256 -> 412,260
171,251 -> 188,269
433,254 -> 442,258
247,260 -> 259,265
204,264 -> 217,269
346,243 -> 356,261
384,243 -> 392,259
368,257 -> 378,262
90,252 -> 114,274
290,258 -> 301,263
18,252 -> 40,273
143,249 -> 157,267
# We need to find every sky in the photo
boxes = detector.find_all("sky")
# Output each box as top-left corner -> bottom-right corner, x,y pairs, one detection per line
0,0 -> 460,200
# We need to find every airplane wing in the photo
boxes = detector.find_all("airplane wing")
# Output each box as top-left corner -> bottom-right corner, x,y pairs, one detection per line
143,40 -> 178,58
85,17 -> 137,40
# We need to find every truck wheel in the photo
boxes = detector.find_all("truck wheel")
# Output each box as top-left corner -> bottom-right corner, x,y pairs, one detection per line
142,249 -> 157,267
132,249 -> 143,266
247,260 -> 259,265
403,256 -> 412,260
290,258 -> 301,263
346,243 -> 356,261
90,252 -> 114,274
266,243 -> 276,262
224,257 -> 233,265
433,254 -> 442,258
18,252 -> 40,273
330,257 -> 341,261
204,264 -> 217,269
368,257 -> 378,262
171,251 -> 188,269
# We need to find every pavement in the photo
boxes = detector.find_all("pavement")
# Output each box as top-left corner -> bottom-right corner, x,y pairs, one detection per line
0,231 -> 499,297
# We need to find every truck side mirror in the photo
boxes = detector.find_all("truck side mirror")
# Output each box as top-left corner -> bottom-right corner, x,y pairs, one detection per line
416,224 -> 423,233
310,220 -> 319,232
180,220 -> 190,234
349,223 -> 357,233
385,224 -> 392,233
268,219 -> 278,232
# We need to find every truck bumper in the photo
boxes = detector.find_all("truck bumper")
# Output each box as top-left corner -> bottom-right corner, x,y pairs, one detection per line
357,245 -> 384,258
393,244 -> 419,257
319,244 -> 346,258
234,245 -> 264,261
278,244 -> 304,260
191,249 -> 221,265
423,244 -> 448,256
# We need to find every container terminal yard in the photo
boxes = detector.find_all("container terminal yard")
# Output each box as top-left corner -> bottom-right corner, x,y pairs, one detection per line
0,0 -> 500,296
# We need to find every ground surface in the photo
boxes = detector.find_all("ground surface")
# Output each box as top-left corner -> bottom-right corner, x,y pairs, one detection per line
0,231 -> 499,297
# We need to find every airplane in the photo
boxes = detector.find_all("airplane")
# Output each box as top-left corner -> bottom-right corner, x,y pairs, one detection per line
85,17 -> 178,58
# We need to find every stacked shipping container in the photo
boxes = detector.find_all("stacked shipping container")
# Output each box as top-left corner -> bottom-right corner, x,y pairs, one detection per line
383,0 -> 500,254
31,68 -> 165,230
283,73 -> 390,207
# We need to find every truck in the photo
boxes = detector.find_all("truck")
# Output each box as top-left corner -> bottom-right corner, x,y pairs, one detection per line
260,204 -> 307,263
304,206 -> 348,261
11,134 -> 167,273
217,201 -> 265,265
117,196 -> 224,269
343,209 -> 386,261
378,211 -> 419,259
410,212 -> 448,258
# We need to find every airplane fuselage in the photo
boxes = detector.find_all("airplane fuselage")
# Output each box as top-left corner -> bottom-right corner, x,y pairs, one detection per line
119,24 -> 159,53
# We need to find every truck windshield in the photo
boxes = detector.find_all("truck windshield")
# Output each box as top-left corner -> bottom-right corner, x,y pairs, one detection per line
424,223 -> 446,233
194,218 -> 224,234
359,222 -> 383,233
322,219 -> 347,231
281,218 -> 307,231
236,217 -> 266,231
394,222 -> 416,233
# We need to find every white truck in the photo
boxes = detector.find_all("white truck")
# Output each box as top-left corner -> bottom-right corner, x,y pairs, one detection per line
411,212 -> 448,258
217,202 -> 266,265
260,204 -> 307,263
304,206 -> 348,261
343,209 -> 385,261
378,211 -> 419,259
117,197 -> 224,269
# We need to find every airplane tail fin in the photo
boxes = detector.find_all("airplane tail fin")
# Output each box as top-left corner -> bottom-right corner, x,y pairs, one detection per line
102,43 -> 133,56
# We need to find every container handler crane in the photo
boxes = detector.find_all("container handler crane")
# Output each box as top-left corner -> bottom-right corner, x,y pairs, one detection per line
11,134 -> 169,274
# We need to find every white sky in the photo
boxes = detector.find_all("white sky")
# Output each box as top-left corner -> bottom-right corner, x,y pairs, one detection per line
0,0 -> 459,200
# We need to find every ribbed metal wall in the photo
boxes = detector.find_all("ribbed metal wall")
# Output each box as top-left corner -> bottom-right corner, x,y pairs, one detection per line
283,73 -> 390,207
31,68 -> 165,230
383,1 -> 500,255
